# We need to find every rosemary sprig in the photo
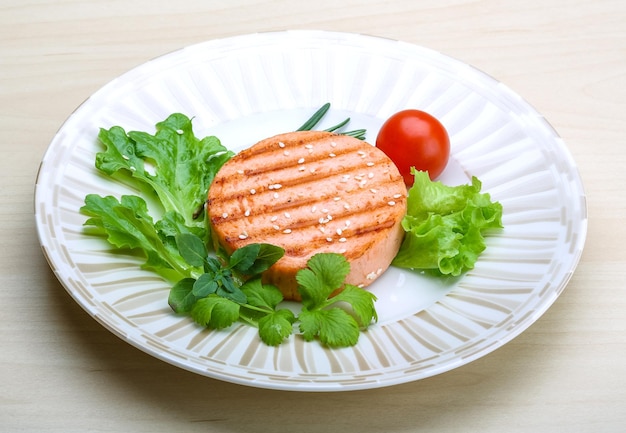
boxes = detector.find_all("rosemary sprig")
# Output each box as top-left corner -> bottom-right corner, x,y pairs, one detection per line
297,103 -> 366,140
296,103 -> 331,131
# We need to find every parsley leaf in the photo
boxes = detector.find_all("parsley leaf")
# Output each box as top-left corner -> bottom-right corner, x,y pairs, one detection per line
258,309 -> 297,346
299,308 -> 360,347
295,253 -> 377,347
191,295 -> 240,329
296,253 -> 350,309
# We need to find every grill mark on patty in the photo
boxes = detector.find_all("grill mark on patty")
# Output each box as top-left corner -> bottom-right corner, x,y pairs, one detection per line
208,166 -> 403,220
222,210 -> 399,259
211,150 -> 393,202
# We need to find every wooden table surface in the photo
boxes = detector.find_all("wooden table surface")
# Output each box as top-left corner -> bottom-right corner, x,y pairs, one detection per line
2,1 -> 625,432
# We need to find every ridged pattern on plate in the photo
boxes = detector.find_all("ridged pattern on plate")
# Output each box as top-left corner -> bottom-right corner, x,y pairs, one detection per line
35,30 -> 587,391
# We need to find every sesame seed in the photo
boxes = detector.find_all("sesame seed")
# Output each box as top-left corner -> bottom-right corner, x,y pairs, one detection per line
273,192 -> 279,199
284,212 -> 291,218
366,162 -> 375,167
329,153 -> 336,158
345,220 -> 351,227
319,227 -> 326,233
330,141 -> 337,147
122,154 -> 130,160
336,228 -> 343,235
298,158 -> 305,164
357,150 -> 366,157
368,172 -> 374,179
393,193 -> 402,199
237,169 -> 244,174
271,216 -> 278,222
339,248 -> 347,254
370,188 -> 378,194
388,201 -> 396,206
326,237 -> 333,242
366,272 -> 377,280
239,232 -> 248,240
327,214 -> 333,221
268,183 -> 282,190
129,166 -> 136,171
273,224 -> 280,230
244,209 -> 251,217
339,237 -> 347,243
333,196 -> 341,201
305,144 -> 313,149
310,168 -> 316,173
298,166 -> 306,171
283,229 -> 292,234
322,208 -> 329,214
278,142 -> 285,148
222,212 -> 228,218
283,150 -> 290,156
344,204 -> 351,210
311,205 -> 317,213
176,129 -> 184,135
250,189 -> 256,194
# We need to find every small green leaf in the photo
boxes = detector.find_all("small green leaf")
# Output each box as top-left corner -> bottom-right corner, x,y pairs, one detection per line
204,256 -> 221,273
299,308 -> 360,347
297,310 -> 322,342
296,253 -> 350,309
192,273 -> 218,297
258,309 -> 296,346
230,243 -> 285,275
191,295 -> 240,329
176,233 -> 207,267
240,278 -> 284,310
330,285 -> 378,327
229,243 -> 261,274
214,274 -> 247,304
168,278 -> 198,313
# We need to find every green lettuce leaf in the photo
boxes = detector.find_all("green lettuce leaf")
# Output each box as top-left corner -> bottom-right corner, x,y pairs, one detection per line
82,114 -> 232,280
95,113 -> 233,240
81,194 -> 197,280
392,170 -> 503,276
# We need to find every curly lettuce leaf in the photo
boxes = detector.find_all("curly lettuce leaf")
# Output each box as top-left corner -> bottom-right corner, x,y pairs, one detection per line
81,194 -> 198,280
392,170 -> 503,276
96,113 -> 233,238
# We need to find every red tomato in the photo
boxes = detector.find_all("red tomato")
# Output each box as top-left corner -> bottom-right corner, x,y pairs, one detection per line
376,109 -> 450,185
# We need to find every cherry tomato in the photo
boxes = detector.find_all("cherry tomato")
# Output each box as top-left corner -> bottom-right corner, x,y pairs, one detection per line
376,109 -> 450,185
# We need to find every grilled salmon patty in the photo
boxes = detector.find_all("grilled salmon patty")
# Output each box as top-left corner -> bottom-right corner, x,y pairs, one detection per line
207,130 -> 407,301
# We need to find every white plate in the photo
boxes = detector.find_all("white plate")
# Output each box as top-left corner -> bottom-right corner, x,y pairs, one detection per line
35,30 -> 587,391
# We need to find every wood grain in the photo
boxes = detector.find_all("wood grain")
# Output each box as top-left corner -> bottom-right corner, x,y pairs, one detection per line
1,0 -> 625,432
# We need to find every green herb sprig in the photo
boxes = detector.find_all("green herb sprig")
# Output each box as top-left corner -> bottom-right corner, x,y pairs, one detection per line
168,234 -> 297,346
297,102 -> 366,140
168,236 -> 377,347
